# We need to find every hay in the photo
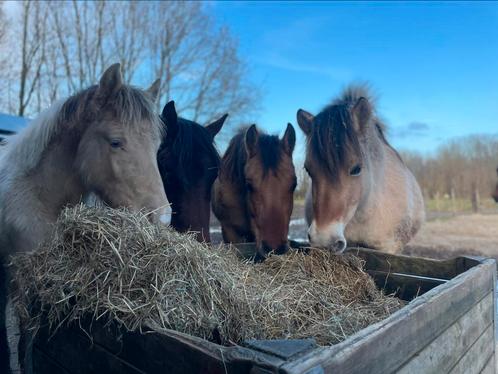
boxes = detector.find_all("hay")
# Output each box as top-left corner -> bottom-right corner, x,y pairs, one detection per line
11,205 -> 403,346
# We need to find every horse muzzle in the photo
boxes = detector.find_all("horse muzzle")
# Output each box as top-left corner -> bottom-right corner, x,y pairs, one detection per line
254,241 -> 289,262
308,221 -> 347,253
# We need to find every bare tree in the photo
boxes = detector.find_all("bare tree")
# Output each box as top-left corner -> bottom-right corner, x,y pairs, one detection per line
17,1 -> 49,116
1,0 -> 259,127
0,1 -> 10,109
145,1 -> 258,125
0,1 -> 7,44
401,135 -> 498,209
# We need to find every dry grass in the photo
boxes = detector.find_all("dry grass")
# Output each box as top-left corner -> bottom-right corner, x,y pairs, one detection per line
11,205 -> 403,346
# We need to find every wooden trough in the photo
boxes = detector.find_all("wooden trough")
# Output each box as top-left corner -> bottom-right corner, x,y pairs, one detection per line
22,243 -> 496,374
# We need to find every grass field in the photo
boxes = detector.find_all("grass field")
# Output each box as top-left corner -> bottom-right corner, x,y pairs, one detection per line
424,197 -> 497,214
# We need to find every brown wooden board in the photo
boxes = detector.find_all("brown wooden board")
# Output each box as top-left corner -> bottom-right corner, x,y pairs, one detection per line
367,270 -> 447,300
24,248 -> 495,374
280,258 -> 496,374
398,292 -> 493,374
31,319 -> 287,374
448,324 -> 494,374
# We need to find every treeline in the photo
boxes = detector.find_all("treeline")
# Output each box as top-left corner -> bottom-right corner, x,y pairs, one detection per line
0,1 -> 258,126
401,135 -> 498,206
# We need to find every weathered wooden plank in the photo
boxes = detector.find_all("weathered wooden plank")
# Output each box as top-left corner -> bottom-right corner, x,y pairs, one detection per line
479,354 -> 496,374
33,325 -> 145,374
398,292 -> 493,374
448,324 -> 494,374
367,270 -> 447,300
280,259 -> 495,374
350,247 -> 470,280
32,347 -> 69,374
38,318 -> 285,374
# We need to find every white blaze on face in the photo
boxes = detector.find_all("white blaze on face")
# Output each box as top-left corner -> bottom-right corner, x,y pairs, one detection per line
159,203 -> 173,225
308,220 -> 347,253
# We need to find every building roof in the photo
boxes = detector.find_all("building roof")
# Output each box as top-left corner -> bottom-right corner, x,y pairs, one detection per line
0,112 -> 29,134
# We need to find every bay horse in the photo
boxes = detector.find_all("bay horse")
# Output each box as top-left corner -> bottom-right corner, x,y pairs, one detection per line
297,85 -> 425,254
158,101 -> 227,242
492,167 -> 498,203
0,64 -> 169,372
212,124 -> 297,261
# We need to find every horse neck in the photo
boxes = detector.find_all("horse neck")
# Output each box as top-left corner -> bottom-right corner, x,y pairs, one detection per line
218,160 -> 252,229
28,131 -> 85,219
357,133 -> 389,206
170,185 -> 212,242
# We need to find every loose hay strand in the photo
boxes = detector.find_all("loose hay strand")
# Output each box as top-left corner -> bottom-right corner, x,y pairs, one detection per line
11,205 -> 404,346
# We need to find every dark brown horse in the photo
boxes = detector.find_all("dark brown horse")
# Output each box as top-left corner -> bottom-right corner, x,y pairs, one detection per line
298,85 -> 425,254
492,167 -> 498,203
158,101 -> 227,242
212,124 -> 297,261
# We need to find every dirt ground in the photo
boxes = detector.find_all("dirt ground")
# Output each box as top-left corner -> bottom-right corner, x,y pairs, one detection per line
403,213 -> 498,261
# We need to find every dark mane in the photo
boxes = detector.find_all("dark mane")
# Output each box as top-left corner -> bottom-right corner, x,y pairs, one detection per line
57,84 -> 162,137
222,126 -> 281,184
159,117 -> 220,187
309,84 -> 394,177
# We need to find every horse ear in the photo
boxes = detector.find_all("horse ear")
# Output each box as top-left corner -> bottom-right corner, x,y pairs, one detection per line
161,101 -> 178,138
245,125 -> 259,158
146,79 -> 161,102
351,97 -> 372,131
281,123 -> 296,156
205,114 -> 228,139
96,63 -> 122,104
297,109 -> 314,136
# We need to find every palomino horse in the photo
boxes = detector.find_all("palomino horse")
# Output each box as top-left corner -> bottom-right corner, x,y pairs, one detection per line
0,64 -> 169,372
297,85 -> 425,254
158,101 -> 227,242
212,124 -> 297,261
492,167 -> 498,203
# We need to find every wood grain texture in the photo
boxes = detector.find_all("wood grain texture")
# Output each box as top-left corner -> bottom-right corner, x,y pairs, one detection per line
479,354 -> 496,374
24,248 -> 494,374
449,325 -> 494,374
280,259 -> 495,374
398,292 -> 493,374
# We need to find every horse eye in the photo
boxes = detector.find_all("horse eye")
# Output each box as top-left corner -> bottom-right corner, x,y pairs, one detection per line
110,139 -> 122,149
246,182 -> 254,193
350,165 -> 362,176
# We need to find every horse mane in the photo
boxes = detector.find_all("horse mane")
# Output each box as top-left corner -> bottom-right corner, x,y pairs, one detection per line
309,84 -> 395,177
159,117 -> 220,187
1,84 -> 161,173
222,126 -> 281,185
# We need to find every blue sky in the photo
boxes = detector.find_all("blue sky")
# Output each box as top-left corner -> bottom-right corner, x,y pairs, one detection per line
210,1 -> 498,155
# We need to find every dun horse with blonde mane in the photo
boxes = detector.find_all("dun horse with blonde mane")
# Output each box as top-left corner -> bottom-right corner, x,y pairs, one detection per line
0,64 -> 169,372
297,86 -> 424,254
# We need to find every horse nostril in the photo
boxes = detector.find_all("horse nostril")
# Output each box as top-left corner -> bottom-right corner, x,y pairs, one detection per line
261,241 -> 272,254
254,252 -> 266,263
276,244 -> 289,255
334,239 -> 347,253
